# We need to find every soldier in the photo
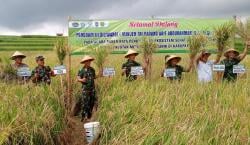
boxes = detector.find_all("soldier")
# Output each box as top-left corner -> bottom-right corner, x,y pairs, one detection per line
77,55 -> 97,121
162,55 -> 193,81
220,41 -> 250,82
122,49 -> 141,81
31,56 -> 55,85
10,51 -> 29,69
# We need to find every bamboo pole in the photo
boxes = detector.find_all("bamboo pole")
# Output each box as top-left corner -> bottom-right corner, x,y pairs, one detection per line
66,16 -> 72,113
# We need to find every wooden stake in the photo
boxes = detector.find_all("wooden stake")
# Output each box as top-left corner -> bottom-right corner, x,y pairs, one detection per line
67,16 -> 73,113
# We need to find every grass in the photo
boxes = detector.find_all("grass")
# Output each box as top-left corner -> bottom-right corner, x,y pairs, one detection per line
0,52 -> 66,145
0,36 -> 64,51
0,50 -> 250,145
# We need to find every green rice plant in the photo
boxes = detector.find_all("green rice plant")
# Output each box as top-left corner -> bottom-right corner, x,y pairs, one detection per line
87,45 -> 112,76
139,37 -> 158,79
187,34 -> 208,59
0,57 -> 16,81
214,22 -> 234,54
54,37 -> 67,65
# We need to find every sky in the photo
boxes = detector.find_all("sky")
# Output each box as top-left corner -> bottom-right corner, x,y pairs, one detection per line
0,0 -> 249,36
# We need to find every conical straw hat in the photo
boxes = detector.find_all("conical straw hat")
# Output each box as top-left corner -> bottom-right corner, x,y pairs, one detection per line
80,55 -> 95,64
224,48 -> 239,57
10,51 -> 26,60
124,49 -> 139,58
165,55 -> 181,64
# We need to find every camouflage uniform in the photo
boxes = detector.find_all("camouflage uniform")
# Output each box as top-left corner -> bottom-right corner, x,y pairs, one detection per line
78,66 -> 96,119
165,65 -> 184,81
31,66 -> 53,85
122,60 -> 141,81
221,58 -> 241,82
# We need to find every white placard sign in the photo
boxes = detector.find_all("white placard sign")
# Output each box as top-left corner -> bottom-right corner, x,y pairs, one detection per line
17,67 -> 32,77
213,64 -> 225,72
164,68 -> 176,77
130,66 -> 144,76
233,65 -> 246,74
53,65 -> 67,75
103,67 -> 115,77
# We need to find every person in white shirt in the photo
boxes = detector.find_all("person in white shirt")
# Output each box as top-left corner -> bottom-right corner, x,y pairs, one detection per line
196,50 -> 222,83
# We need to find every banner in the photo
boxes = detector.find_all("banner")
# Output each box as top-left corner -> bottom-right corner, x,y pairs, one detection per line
68,18 -> 232,54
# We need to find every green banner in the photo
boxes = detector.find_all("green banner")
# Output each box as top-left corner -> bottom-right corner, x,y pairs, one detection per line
68,18 -> 232,54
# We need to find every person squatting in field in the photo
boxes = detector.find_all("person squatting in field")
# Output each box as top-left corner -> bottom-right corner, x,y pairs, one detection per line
77,55 -> 97,121
195,49 -> 222,83
161,54 -> 194,81
220,40 -> 250,82
31,55 -> 56,85
122,49 -> 142,81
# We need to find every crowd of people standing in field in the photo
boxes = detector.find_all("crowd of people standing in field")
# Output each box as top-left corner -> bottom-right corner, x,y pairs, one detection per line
1,40 -> 249,121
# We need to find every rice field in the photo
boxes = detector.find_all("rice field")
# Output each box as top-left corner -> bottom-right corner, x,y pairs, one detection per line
0,51 -> 250,145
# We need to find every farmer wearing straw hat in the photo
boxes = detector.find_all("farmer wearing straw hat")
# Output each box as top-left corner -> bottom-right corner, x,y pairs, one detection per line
31,55 -> 55,85
122,49 -> 141,81
10,51 -> 28,69
162,55 -> 193,81
220,41 -> 250,82
77,55 -> 97,121
195,49 -> 222,83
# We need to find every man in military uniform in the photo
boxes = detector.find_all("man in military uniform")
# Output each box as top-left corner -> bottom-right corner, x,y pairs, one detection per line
220,41 -> 250,82
77,55 -> 96,121
31,56 -> 55,85
122,49 -> 141,81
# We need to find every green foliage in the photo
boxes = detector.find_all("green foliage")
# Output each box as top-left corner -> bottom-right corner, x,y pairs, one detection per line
87,45 -> 112,75
0,57 -> 16,80
54,37 -> 67,65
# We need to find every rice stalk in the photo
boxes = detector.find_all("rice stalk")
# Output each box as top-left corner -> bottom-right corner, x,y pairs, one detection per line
54,37 -> 67,65
139,37 -> 158,80
213,22 -> 234,54
187,34 -> 208,59
235,17 -> 250,41
88,45 -> 112,76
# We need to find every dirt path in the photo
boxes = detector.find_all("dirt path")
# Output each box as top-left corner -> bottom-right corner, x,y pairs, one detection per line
57,116 -> 87,145
57,109 -> 99,145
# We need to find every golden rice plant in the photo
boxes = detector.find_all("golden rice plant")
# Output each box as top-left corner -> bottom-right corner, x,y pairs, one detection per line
214,22 -> 234,54
187,34 -> 208,59
139,37 -> 158,79
235,17 -> 250,41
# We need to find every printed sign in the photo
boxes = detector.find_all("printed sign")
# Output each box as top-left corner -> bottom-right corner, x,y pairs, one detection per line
103,67 -> 115,77
68,18 -> 232,54
130,66 -> 144,76
233,65 -> 246,74
53,65 -> 67,75
213,64 -> 225,72
17,67 -> 32,77
164,68 -> 176,77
